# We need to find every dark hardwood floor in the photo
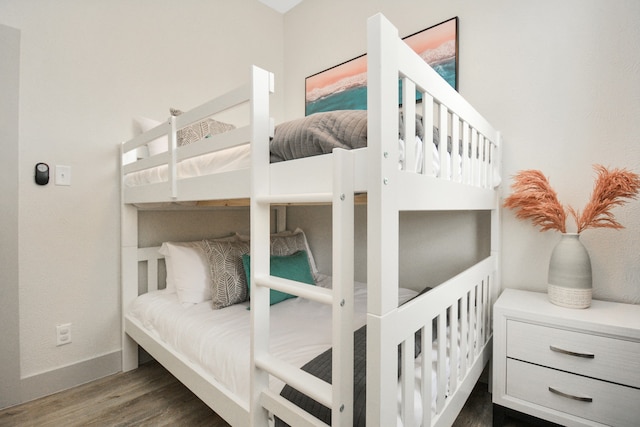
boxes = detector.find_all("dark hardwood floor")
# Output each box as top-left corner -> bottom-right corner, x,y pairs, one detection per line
0,361 -> 538,426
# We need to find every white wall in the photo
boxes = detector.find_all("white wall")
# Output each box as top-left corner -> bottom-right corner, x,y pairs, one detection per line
283,0 -> 640,304
0,22 -> 21,409
0,0 -> 284,403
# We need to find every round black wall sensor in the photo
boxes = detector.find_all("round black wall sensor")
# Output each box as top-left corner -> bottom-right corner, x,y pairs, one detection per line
35,162 -> 49,185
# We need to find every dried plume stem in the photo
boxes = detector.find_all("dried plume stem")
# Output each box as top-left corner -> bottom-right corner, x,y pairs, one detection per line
504,170 -> 567,233
568,165 -> 640,233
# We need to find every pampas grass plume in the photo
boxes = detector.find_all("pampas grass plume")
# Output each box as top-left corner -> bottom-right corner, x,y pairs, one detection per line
569,165 -> 640,233
504,165 -> 640,233
504,170 -> 567,233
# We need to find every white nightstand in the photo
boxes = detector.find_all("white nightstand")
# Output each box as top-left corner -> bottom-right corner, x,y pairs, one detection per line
492,289 -> 640,427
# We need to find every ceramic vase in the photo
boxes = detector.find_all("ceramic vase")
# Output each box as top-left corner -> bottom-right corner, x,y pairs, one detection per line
547,233 -> 592,309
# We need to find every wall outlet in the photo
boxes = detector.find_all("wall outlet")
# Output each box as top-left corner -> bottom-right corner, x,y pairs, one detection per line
56,323 -> 72,346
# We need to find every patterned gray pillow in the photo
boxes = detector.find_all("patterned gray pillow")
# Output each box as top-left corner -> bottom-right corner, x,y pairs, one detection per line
202,238 -> 250,309
271,232 -> 310,257
236,229 -> 319,280
170,108 -> 236,146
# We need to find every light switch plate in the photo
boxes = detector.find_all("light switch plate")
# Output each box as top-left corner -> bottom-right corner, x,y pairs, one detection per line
55,165 -> 71,186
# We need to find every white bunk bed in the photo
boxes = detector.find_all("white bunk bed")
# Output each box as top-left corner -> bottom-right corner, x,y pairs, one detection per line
121,13 -> 502,427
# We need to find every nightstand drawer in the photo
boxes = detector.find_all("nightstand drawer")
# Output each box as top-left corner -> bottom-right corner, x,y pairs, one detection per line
507,359 -> 640,427
507,319 -> 640,388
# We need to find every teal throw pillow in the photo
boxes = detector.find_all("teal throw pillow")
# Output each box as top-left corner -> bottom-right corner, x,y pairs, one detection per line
242,250 -> 315,306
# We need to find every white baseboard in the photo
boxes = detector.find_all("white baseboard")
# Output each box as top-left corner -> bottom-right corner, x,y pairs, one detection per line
19,350 -> 121,405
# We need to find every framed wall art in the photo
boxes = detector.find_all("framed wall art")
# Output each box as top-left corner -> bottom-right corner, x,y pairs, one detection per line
305,17 -> 458,116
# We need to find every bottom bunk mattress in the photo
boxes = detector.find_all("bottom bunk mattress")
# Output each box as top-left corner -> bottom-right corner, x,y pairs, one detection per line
126,276 -> 458,425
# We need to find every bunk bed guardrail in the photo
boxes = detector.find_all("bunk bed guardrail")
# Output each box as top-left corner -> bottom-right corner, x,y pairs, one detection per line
364,13 -> 501,427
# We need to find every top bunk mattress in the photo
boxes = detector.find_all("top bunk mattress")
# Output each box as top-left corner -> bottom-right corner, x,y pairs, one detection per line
123,144 -> 251,188
123,110 -> 446,189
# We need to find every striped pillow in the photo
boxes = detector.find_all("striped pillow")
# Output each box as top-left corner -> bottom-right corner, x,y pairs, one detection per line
202,238 -> 250,309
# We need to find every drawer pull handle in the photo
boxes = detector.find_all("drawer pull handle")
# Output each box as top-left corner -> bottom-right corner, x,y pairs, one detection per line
549,345 -> 595,359
548,387 -> 593,403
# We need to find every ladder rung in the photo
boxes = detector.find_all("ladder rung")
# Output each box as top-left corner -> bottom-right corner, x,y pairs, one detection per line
255,275 -> 333,305
260,389 -> 329,427
255,354 -> 332,408
255,192 -> 333,205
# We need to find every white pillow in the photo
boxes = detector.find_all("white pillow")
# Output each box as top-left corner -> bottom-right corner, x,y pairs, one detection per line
159,241 -> 211,306
134,116 -> 167,156
291,228 -> 319,278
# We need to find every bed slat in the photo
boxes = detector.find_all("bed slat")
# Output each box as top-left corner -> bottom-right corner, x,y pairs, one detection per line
255,355 -> 332,409
459,293 -> 469,376
122,120 -> 170,157
255,192 -> 333,205
402,77 -> 417,172
260,390 -> 329,427
122,150 -> 170,175
400,337 -> 416,426
137,246 -> 163,293
436,310 -> 448,415
450,113 -> 461,183
449,299 -> 460,396
438,103 -> 449,180
421,324 -> 433,427
422,93 -> 435,177
254,275 -> 332,305
175,83 -> 252,129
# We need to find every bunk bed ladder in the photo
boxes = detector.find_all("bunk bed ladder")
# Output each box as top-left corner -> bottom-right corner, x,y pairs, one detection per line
250,144 -> 356,426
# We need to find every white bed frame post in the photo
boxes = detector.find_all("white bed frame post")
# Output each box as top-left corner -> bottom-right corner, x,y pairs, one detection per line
366,13 -> 403,427
330,148 -> 355,426
120,148 -> 139,372
249,65 -> 275,427
491,131 -> 503,323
